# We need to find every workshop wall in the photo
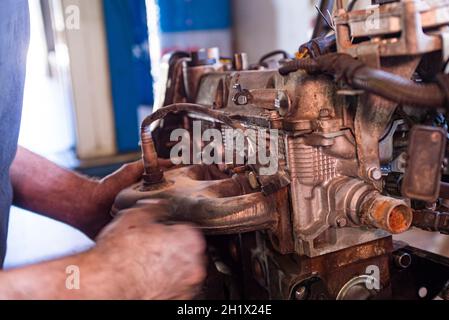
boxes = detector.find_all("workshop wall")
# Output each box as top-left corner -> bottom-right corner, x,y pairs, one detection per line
59,0 -> 117,159
147,0 -> 233,82
103,0 -> 154,153
156,0 -> 232,55
232,0 -> 316,63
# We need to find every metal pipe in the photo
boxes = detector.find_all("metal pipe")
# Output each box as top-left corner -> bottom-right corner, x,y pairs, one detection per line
140,103 -> 263,184
141,128 -> 164,185
413,209 -> 449,235
330,178 -> 413,234
135,192 -> 278,235
141,103 -> 244,130
280,53 -> 446,109
140,103 -> 246,185
361,195 -> 413,234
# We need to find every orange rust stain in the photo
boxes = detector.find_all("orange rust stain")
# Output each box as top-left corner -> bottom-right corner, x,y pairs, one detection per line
372,201 -> 389,222
389,207 -> 410,233
371,200 -> 411,234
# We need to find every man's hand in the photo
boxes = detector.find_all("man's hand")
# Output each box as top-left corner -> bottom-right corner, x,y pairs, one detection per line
85,159 -> 176,238
8,148 -> 206,299
94,206 -> 207,299
11,147 -> 175,239
83,161 -> 144,238
0,206 -> 207,300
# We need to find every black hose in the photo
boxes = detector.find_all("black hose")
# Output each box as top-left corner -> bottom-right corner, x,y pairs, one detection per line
298,34 -> 337,59
279,53 -> 446,109
259,50 -> 290,65
352,68 -> 444,108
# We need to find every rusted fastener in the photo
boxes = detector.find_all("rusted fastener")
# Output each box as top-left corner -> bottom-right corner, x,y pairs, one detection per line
368,167 -> 383,181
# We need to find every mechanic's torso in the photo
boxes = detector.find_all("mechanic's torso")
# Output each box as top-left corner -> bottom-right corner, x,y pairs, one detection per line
0,0 -> 30,266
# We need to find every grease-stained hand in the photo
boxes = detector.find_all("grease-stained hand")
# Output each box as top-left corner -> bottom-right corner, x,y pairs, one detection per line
95,207 -> 207,300
83,159 -> 175,238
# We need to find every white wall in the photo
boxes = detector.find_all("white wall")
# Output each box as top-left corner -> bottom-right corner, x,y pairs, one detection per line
56,0 -> 117,159
232,0 -> 317,62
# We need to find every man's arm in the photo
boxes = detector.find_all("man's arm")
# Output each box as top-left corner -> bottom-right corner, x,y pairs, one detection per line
0,208 -> 206,300
10,147 -> 144,238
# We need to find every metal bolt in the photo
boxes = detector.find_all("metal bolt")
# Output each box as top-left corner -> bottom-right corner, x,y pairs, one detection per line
141,132 -> 164,185
294,286 -> 308,300
431,132 -> 440,143
319,108 -> 331,119
369,167 -> 383,181
237,95 -> 248,105
336,217 -> 348,228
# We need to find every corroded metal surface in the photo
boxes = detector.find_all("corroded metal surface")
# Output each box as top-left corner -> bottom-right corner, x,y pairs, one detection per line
112,0 -> 449,300
114,165 -> 279,235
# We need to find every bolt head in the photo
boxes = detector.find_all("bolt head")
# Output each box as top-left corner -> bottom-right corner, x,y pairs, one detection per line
336,217 -> 348,228
431,132 -> 440,143
237,95 -> 248,105
319,108 -> 331,119
369,168 -> 383,181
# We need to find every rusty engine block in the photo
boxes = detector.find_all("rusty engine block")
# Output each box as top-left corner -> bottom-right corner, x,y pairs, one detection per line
113,0 -> 449,300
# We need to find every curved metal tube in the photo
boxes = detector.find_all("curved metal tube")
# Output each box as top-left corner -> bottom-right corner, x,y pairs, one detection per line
127,192 -> 278,236
140,103 -> 247,184
140,103 -> 264,183
169,192 -> 278,235
141,103 -> 245,132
